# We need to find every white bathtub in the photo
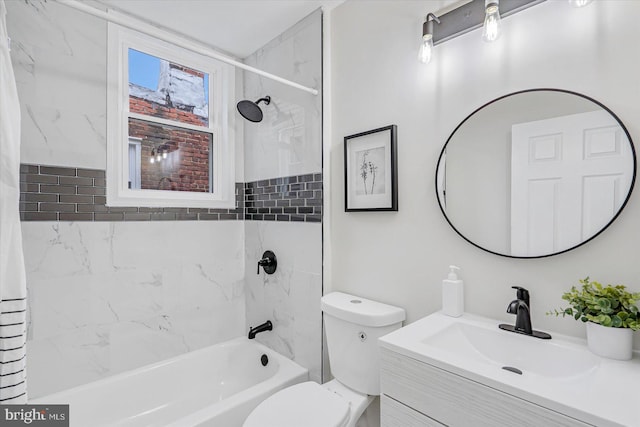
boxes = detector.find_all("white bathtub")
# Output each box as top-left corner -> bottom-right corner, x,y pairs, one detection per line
31,337 -> 308,427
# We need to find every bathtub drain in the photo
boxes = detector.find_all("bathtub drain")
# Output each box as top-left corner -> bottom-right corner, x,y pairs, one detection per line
261,354 -> 269,366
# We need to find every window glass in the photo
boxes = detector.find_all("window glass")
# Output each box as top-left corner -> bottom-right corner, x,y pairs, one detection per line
128,118 -> 212,192
108,23 -> 235,208
128,49 -> 210,127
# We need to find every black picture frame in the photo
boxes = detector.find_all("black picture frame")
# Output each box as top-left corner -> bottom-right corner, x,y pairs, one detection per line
344,125 -> 398,212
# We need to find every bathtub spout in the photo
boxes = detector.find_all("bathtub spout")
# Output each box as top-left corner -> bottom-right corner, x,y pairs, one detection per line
248,320 -> 273,339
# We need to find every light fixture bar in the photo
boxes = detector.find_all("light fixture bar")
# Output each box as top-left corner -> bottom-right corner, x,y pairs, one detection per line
433,0 -> 546,45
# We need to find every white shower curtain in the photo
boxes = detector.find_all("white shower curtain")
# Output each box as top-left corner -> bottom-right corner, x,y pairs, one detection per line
0,0 -> 28,404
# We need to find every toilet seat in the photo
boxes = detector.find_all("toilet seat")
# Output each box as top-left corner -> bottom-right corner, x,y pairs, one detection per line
243,381 -> 350,427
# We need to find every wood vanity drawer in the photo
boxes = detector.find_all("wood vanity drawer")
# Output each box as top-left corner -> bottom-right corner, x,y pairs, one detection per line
380,348 -> 593,427
381,395 -> 445,427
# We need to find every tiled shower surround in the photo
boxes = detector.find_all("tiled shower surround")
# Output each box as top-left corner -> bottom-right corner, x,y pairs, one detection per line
19,164 -> 322,222
8,0 -> 322,399
245,174 -> 322,222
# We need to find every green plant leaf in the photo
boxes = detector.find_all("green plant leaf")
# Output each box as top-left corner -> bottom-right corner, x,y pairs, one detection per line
611,315 -> 623,328
548,278 -> 640,329
597,298 -> 610,308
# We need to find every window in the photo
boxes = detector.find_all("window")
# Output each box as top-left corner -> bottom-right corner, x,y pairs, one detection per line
107,22 -> 236,208
128,137 -> 141,189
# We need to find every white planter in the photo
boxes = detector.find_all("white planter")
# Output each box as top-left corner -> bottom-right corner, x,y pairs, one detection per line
586,322 -> 633,361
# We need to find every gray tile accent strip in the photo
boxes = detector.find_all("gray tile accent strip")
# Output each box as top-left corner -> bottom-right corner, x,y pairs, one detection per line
244,173 -> 322,223
19,164 -> 321,223
19,164 -> 244,222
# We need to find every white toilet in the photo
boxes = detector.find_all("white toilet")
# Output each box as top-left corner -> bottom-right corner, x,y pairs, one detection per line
243,292 -> 405,427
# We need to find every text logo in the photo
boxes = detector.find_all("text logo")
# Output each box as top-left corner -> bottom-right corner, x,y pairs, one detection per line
1,405 -> 68,426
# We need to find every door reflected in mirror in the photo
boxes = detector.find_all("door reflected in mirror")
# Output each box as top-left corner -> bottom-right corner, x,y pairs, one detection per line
436,89 -> 636,258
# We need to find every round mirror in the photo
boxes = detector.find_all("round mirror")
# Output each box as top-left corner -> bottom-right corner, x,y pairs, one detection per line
436,89 -> 636,258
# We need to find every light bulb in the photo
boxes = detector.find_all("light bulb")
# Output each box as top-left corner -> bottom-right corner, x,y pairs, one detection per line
418,34 -> 434,64
162,151 -> 167,159
150,156 -> 155,164
482,1 -> 502,42
568,0 -> 593,7
156,153 -> 162,162
418,13 -> 440,65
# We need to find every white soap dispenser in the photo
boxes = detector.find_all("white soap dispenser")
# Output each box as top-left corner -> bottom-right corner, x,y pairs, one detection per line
442,265 -> 464,317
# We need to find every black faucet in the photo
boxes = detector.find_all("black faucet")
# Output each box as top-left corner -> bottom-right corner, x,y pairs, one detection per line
257,251 -> 277,275
248,320 -> 273,339
508,286 -> 532,334
499,286 -> 552,339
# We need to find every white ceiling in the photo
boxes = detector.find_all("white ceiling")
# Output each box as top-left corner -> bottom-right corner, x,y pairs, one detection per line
101,0 -> 344,58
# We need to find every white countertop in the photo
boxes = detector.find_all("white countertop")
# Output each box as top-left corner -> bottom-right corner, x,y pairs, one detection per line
379,312 -> 640,427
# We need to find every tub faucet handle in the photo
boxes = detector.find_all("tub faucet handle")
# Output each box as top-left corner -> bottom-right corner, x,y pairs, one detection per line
257,250 -> 277,275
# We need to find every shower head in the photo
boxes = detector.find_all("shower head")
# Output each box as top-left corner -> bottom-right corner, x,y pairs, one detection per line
236,96 -> 271,123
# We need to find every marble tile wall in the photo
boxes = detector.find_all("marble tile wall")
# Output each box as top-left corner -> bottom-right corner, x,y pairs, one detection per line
8,0 -> 324,399
23,221 -> 245,397
7,1 -> 248,398
6,0 -> 108,170
243,10 -> 323,383
243,9 -> 322,183
245,221 -> 322,382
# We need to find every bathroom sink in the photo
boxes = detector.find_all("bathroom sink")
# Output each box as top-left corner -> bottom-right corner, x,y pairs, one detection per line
421,321 -> 600,378
379,312 -> 640,427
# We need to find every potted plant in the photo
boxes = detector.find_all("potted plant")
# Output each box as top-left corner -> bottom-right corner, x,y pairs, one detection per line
548,277 -> 639,360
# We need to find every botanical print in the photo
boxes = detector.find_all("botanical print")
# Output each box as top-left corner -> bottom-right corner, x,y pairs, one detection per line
356,146 -> 385,195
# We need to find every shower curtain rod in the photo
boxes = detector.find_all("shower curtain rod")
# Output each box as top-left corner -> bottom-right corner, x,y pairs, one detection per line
56,0 -> 319,96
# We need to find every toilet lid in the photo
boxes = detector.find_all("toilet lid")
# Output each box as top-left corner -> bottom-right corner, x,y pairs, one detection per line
243,381 -> 350,427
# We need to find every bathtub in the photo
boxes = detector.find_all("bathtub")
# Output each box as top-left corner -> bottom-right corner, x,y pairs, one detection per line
31,337 -> 308,426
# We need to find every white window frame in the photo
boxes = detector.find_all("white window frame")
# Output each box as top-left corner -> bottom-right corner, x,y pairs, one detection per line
107,20 -> 236,208
128,137 -> 142,190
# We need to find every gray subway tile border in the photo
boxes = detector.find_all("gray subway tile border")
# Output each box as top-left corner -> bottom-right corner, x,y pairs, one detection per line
243,173 -> 323,223
19,164 -> 244,222
19,164 -> 322,223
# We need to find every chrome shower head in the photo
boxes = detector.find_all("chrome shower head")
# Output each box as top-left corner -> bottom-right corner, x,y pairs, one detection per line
236,96 -> 271,123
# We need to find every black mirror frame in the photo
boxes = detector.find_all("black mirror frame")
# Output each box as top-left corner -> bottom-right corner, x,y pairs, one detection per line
435,88 -> 637,259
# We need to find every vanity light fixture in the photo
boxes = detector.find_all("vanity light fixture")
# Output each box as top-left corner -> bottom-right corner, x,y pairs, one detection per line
420,0 -> 544,53
418,13 -> 441,64
150,148 -> 156,164
482,0 -> 502,42
568,0 -> 593,7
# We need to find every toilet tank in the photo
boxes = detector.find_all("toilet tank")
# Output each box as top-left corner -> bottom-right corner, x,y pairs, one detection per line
321,292 -> 405,395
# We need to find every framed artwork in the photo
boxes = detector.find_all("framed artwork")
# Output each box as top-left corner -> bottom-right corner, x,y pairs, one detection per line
344,124 -> 398,212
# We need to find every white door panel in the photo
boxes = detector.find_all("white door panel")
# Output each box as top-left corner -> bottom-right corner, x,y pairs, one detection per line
511,110 -> 632,256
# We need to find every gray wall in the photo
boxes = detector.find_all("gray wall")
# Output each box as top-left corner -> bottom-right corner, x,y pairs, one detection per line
329,0 -> 640,352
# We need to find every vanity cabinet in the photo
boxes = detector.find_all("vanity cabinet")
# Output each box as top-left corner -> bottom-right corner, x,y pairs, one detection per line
381,395 -> 444,427
380,348 -> 593,427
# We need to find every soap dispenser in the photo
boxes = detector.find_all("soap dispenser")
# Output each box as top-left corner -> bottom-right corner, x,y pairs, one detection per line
442,265 -> 464,317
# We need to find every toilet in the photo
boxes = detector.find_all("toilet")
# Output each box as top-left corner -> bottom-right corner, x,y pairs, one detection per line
243,292 -> 405,427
